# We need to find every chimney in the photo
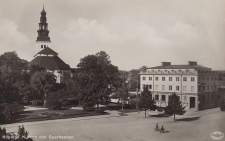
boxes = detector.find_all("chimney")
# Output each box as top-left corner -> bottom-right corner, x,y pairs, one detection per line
161,62 -> 171,66
188,61 -> 197,66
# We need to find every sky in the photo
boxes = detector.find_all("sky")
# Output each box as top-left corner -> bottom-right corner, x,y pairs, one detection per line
0,0 -> 225,71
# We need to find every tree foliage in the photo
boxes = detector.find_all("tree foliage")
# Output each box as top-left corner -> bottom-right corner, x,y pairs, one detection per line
0,125 -> 33,141
139,86 -> 154,117
0,52 -> 28,123
46,90 -> 68,110
128,69 -> 140,90
165,93 -> 186,120
30,72 -> 57,101
77,51 -> 120,108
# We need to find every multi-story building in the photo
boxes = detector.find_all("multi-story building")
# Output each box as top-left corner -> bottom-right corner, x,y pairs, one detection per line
140,61 -> 222,111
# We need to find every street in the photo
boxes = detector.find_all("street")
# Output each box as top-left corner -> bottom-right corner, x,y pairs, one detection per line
2,108 -> 225,141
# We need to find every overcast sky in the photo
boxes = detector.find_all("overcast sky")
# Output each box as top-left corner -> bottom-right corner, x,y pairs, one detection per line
0,0 -> 225,70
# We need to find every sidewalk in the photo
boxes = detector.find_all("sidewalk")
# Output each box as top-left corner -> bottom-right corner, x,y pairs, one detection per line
3,110 -> 137,131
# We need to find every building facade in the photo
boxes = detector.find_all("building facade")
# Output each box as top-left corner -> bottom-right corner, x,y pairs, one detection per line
140,61 -> 222,111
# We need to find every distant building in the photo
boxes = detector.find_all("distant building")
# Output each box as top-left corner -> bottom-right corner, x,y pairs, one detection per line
140,61 -> 223,111
29,7 -> 71,83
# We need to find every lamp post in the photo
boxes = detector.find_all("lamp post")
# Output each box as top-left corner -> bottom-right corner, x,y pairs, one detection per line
137,74 -> 139,113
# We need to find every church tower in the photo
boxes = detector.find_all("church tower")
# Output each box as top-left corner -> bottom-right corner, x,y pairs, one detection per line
36,6 -> 51,53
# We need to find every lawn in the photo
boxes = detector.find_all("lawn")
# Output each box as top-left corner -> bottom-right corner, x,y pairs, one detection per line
9,108 -> 108,124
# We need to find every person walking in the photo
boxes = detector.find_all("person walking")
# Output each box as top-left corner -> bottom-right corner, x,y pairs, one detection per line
160,125 -> 164,133
155,123 -> 159,131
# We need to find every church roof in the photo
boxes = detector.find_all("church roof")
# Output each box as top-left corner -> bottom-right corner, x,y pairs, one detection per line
34,47 -> 58,57
29,56 -> 71,70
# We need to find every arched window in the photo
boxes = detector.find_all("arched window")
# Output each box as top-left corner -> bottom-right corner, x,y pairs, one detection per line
41,45 -> 43,48
44,45 -> 46,48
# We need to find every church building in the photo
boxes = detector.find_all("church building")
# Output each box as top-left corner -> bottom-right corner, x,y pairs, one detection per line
29,7 -> 71,83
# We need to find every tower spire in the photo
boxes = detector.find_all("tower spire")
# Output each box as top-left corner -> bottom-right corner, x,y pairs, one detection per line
36,6 -> 51,53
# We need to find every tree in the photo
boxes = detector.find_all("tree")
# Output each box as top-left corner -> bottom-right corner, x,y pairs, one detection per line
0,125 -> 33,141
46,90 -> 69,110
220,99 -> 225,111
128,69 -> 140,90
77,51 -> 120,109
0,52 -> 28,123
165,93 -> 186,120
30,72 -> 57,105
0,52 -> 28,104
139,86 -> 154,118
118,85 -> 129,115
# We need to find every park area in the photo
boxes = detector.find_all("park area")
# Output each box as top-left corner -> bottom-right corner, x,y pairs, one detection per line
2,107 -> 225,141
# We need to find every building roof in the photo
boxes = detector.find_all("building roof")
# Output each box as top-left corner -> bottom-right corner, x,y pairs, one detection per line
148,65 -> 211,70
29,56 -> 71,70
36,36 -> 51,42
34,47 -> 58,57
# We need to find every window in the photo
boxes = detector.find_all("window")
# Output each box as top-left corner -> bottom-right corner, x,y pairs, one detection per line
211,77 -> 213,81
155,85 -> 158,90
155,95 -> 159,100
176,86 -> 179,91
143,77 -> 146,80
207,77 -> 209,81
183,77 -> 187,81
161,95 -> 166,101
169,85 -> 172,90
191,86 -> 194,92
176,77 -> 179,81
162,77 -> 165,81
162,85 -> 165,90
203,86 -> 205,91
191,77 -> 195,81
169,77 -> 172,81
149,77 -> 152,80
143,84 -> 145,89
184,96 -> 187,102
146,85 -> 149,89
44,45 -> 46,48
41,45 -> 43,48
155,77 -> 159,81
212,85 -> 214,91
149,85 -> 152,89
183,86 -> 187,91
207,85 -> 209,91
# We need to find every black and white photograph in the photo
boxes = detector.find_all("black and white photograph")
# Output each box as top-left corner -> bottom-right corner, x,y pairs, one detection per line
0,0 -> 225,141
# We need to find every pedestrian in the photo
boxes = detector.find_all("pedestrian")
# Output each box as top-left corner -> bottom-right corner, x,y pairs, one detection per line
160,125 -> 164,133
155,123 -> 159,131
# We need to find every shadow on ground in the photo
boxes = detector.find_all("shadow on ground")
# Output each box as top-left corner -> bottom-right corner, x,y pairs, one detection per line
175,116 -> 200,122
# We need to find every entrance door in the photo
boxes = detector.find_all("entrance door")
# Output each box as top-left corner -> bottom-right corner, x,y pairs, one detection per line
190,97 -> 195,108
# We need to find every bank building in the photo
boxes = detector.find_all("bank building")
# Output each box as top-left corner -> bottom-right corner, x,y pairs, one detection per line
140,61 -> 224,111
